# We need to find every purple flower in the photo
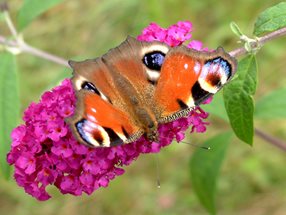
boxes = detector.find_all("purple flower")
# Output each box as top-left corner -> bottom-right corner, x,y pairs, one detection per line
137,22 -> 167,42
15,152 -> 36,175
7,21 -> 211,201
11,125 -> 26,147
138,21 -> 192,46
188,40 -> 209,51
51,140 -> 73,158
188,40 -> 204,50
37,168 -> 57,186
165,21 -> 192,46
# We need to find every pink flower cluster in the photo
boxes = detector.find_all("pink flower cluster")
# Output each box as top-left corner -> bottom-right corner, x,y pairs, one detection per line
138,21 -> 192,46
7,21 -> 210,201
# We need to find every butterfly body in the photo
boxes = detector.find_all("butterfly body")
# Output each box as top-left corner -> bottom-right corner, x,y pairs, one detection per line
67,36 -> 237,147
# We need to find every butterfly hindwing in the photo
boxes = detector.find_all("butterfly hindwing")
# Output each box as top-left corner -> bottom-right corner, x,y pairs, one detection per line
154,46 -> 237,122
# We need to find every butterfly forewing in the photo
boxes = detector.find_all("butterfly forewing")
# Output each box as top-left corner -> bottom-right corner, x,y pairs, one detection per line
68,58 -> 143,147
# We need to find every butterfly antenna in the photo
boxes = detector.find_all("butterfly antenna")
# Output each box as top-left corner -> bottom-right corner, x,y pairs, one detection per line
155,153 -> 161,188
180,140 -> 211,150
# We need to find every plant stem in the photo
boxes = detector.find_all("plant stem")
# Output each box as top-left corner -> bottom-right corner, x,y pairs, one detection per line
255,128 -> 286,151
4,11 -> 18,39
21,42 -> 70,67
229,27 -> 286,58
0,4 -> 69,68
0,35 -> 69,67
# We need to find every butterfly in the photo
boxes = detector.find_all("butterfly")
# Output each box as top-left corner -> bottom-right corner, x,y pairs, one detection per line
66,36 -> 237,147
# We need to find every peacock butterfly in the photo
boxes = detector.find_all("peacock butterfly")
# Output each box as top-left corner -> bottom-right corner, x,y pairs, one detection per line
66,36 -> 237,147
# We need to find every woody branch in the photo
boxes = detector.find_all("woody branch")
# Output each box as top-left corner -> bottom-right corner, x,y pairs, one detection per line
229,27 -> 286,58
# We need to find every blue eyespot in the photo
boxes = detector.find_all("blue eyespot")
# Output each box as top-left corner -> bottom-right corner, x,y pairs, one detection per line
143,51 -> 165,71
206,57 -> 232,79
75,119 -> 97,146
81,82 -> 100,94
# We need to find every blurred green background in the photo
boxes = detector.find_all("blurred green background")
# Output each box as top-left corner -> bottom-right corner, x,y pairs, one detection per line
1,0 -> 286,214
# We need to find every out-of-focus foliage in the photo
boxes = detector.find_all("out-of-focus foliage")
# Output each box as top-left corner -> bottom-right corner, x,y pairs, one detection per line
255,88 -> 286,119
0,53 -> 19,179
190,132 -> 232,215
17,0 -> 64,31
254,2 -> 286,35
203,93 -> 229,122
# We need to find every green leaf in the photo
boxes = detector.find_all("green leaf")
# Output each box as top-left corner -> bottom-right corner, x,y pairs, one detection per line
223,55 -> 257,145
190,132 -> 232,215
230,22 -> 244,37
255,88 -> 286,119
0,52 -> 20,179
17,0 -> 64,31
0,12 -> 5,22
254,2 -> 286,36
203,93 -> 229,122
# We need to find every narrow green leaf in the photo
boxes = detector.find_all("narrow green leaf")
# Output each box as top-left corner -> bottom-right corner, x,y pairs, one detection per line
254,2 -> 286,36
255,88 -> 286,119
190,132 -> 232,215
230,22 -> 244,37
0,52 -> 20,179
203,93 -> 229,122
17,0 -> 64,31
223,55 -> 257,145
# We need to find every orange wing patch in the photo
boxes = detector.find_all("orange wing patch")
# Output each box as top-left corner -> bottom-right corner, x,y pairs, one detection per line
67,91 -> 141,147
154,52 -> 202,116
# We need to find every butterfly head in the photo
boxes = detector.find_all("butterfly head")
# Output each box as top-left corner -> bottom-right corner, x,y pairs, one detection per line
145,121 -> 159,143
